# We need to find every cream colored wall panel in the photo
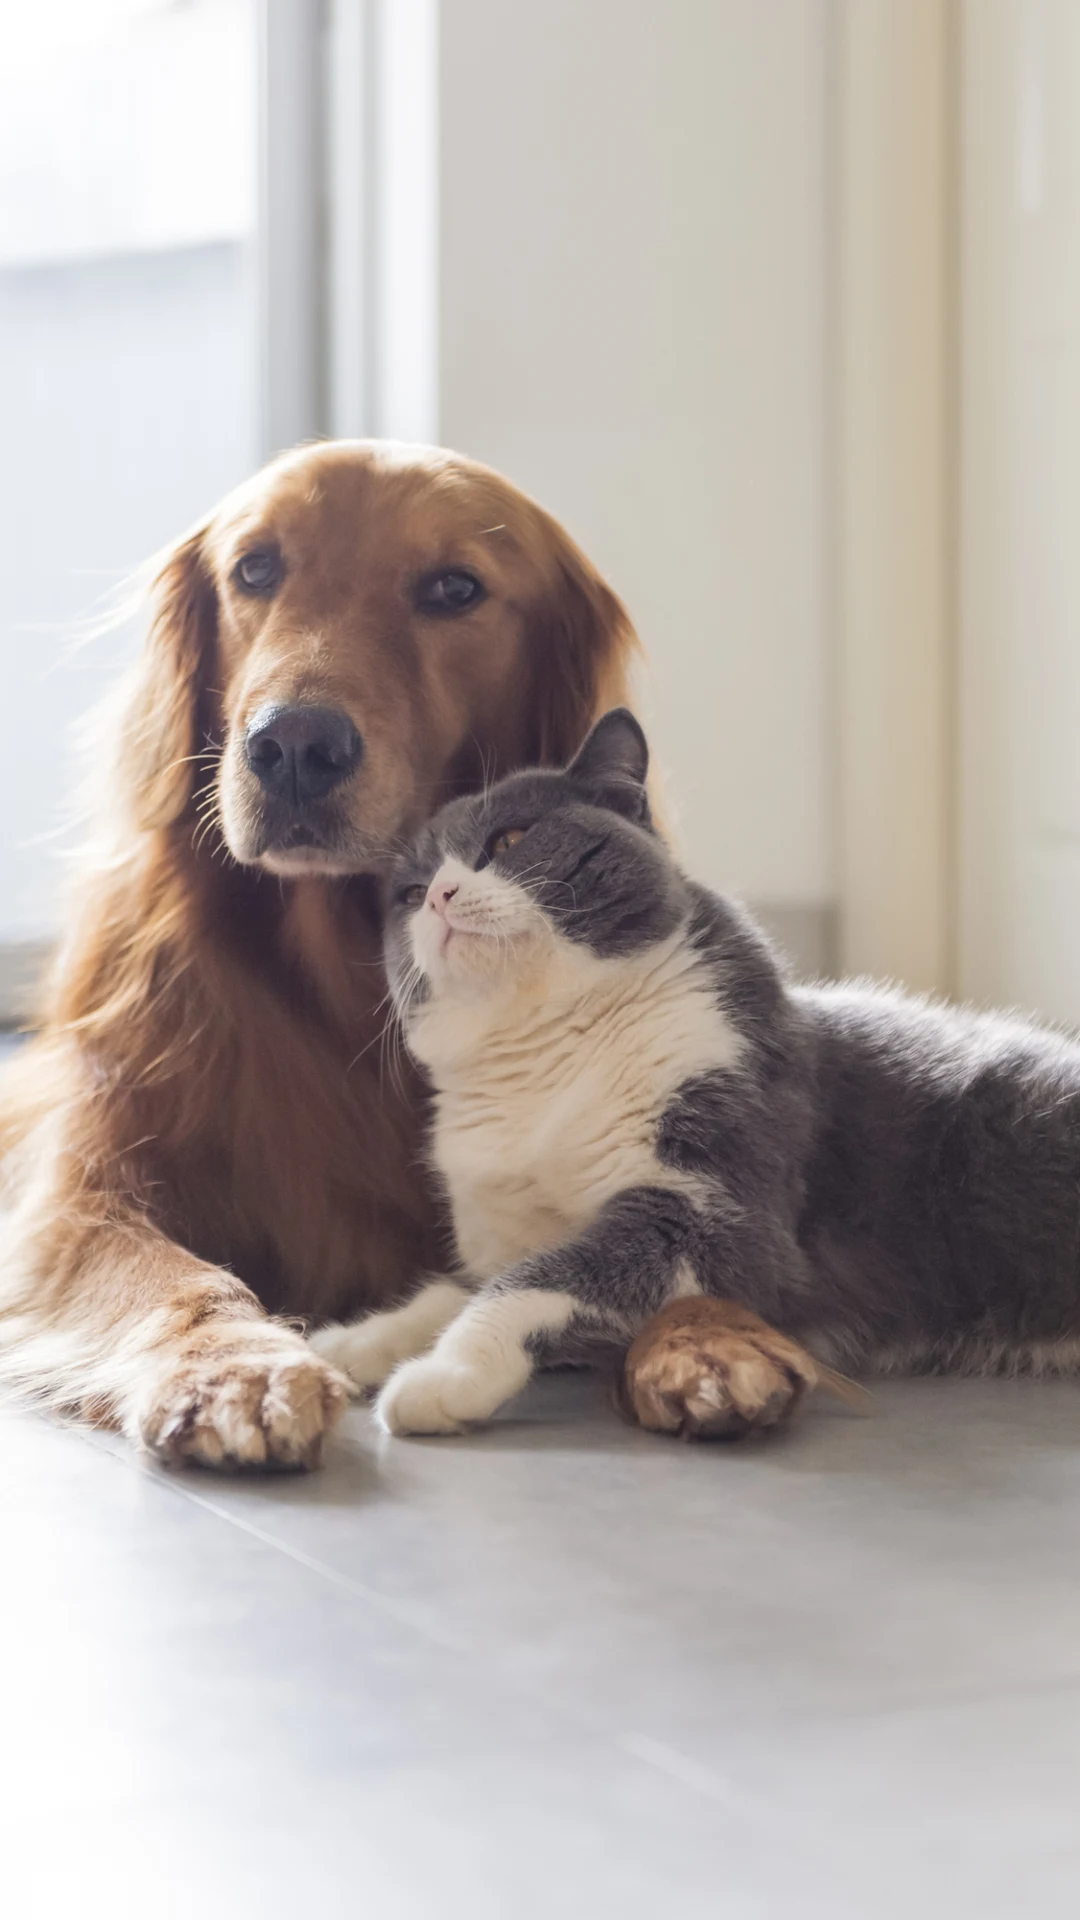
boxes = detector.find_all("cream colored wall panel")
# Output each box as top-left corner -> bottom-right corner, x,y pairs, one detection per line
959,0 -> 1080,1023
438,0 -> 832,917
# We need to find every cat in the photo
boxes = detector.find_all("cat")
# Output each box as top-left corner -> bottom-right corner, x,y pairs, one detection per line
312,709 -> 1080,1437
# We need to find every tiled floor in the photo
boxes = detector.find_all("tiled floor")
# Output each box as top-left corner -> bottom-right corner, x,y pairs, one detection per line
4,1371 -> 1080,1918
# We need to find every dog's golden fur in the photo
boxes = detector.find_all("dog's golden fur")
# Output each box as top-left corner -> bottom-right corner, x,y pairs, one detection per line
0,441 -> 642,1467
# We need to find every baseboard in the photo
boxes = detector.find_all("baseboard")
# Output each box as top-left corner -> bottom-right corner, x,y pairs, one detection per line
0,941 -> 53,1027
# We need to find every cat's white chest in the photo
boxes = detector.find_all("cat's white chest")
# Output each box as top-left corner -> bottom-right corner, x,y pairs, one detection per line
423,943 -> 743,1280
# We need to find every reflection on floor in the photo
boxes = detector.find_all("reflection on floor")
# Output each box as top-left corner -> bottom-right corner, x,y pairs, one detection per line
5,1369 -> 1080,1918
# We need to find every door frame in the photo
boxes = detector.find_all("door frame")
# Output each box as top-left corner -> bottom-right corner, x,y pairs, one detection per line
832,0 -> 957,993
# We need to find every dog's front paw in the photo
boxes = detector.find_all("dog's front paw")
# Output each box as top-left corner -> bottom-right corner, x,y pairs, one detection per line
622,1297 -> 819,1441
376,1356 -> 500,1436
137,1330 -> 350,1470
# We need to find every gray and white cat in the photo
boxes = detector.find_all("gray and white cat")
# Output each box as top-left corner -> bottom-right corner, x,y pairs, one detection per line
313,709 -> 1080,1435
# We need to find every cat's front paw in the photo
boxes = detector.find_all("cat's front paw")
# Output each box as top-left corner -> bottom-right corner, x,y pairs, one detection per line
622,1296 -> 819,1441
309,1315 -> 408,1394
376,1356 -> 503,1436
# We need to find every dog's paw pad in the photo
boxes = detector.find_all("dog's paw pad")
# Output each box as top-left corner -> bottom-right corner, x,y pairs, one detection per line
139,1339 -> 349,1470
623,1298 -> 818,1442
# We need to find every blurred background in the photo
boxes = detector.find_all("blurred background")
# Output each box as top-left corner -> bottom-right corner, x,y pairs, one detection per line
0,1 -> 1074,1025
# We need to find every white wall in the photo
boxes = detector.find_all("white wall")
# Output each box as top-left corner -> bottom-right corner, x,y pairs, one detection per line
439,0 -> 833,946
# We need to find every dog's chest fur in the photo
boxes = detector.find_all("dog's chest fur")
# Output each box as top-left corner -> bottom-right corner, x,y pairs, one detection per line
415,936 -> 743,1280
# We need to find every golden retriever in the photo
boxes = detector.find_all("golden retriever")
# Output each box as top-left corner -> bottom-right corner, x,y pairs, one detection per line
0,440 -> 650,1468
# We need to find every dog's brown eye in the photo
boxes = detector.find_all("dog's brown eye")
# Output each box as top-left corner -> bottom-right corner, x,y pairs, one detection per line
400,884 -> 427,908
233,547 -> 283,595
416,570 -> 486,615
488,828 -> 526,859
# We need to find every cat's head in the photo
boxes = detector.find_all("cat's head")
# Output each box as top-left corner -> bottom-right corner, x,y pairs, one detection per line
384,710 -> 689,1017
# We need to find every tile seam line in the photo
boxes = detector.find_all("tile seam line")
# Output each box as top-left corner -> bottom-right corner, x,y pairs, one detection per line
63,1415 -> 1080,1866
63,1421 -> 817,1849
70,1421 -> 471,1654
69,1418 -> 1080,1733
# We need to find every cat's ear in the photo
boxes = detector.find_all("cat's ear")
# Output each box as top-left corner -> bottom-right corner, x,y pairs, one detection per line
567,708 -> 651,820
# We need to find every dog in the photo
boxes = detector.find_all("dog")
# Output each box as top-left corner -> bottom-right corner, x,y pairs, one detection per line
0,440 -> 649,1468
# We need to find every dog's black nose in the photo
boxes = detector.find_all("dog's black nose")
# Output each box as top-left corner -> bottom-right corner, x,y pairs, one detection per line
244,704 -> 362,803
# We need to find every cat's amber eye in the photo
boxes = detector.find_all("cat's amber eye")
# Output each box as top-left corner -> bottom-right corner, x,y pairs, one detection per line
487,827 -> 527,859
400,883 -> 427,908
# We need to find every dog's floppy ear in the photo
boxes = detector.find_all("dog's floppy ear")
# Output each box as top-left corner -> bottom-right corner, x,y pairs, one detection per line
121,525 -> 217,830
528,520 -> 644,766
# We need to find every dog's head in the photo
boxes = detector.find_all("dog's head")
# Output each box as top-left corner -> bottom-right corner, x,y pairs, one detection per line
121,440 -> 641,878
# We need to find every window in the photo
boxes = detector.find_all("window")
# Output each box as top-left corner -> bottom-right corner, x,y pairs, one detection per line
0,0 -> 257,952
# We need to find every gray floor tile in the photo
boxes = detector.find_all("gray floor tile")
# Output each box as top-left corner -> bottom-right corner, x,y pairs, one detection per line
5,1367 -> 1080,1917
157,1371 -> 1080,1717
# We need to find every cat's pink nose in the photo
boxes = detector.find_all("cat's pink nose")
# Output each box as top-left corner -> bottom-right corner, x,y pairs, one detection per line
429,879 -> 459,917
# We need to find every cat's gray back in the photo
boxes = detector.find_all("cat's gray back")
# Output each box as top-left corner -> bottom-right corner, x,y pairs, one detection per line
673,888 -> 1080,1371
792,977 -> 1080,1369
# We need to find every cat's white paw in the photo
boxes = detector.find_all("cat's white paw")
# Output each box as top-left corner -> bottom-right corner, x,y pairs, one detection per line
375,1355 -> 506,1436
310,1315 -> 410,1393
310,1282 -> 472,1395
